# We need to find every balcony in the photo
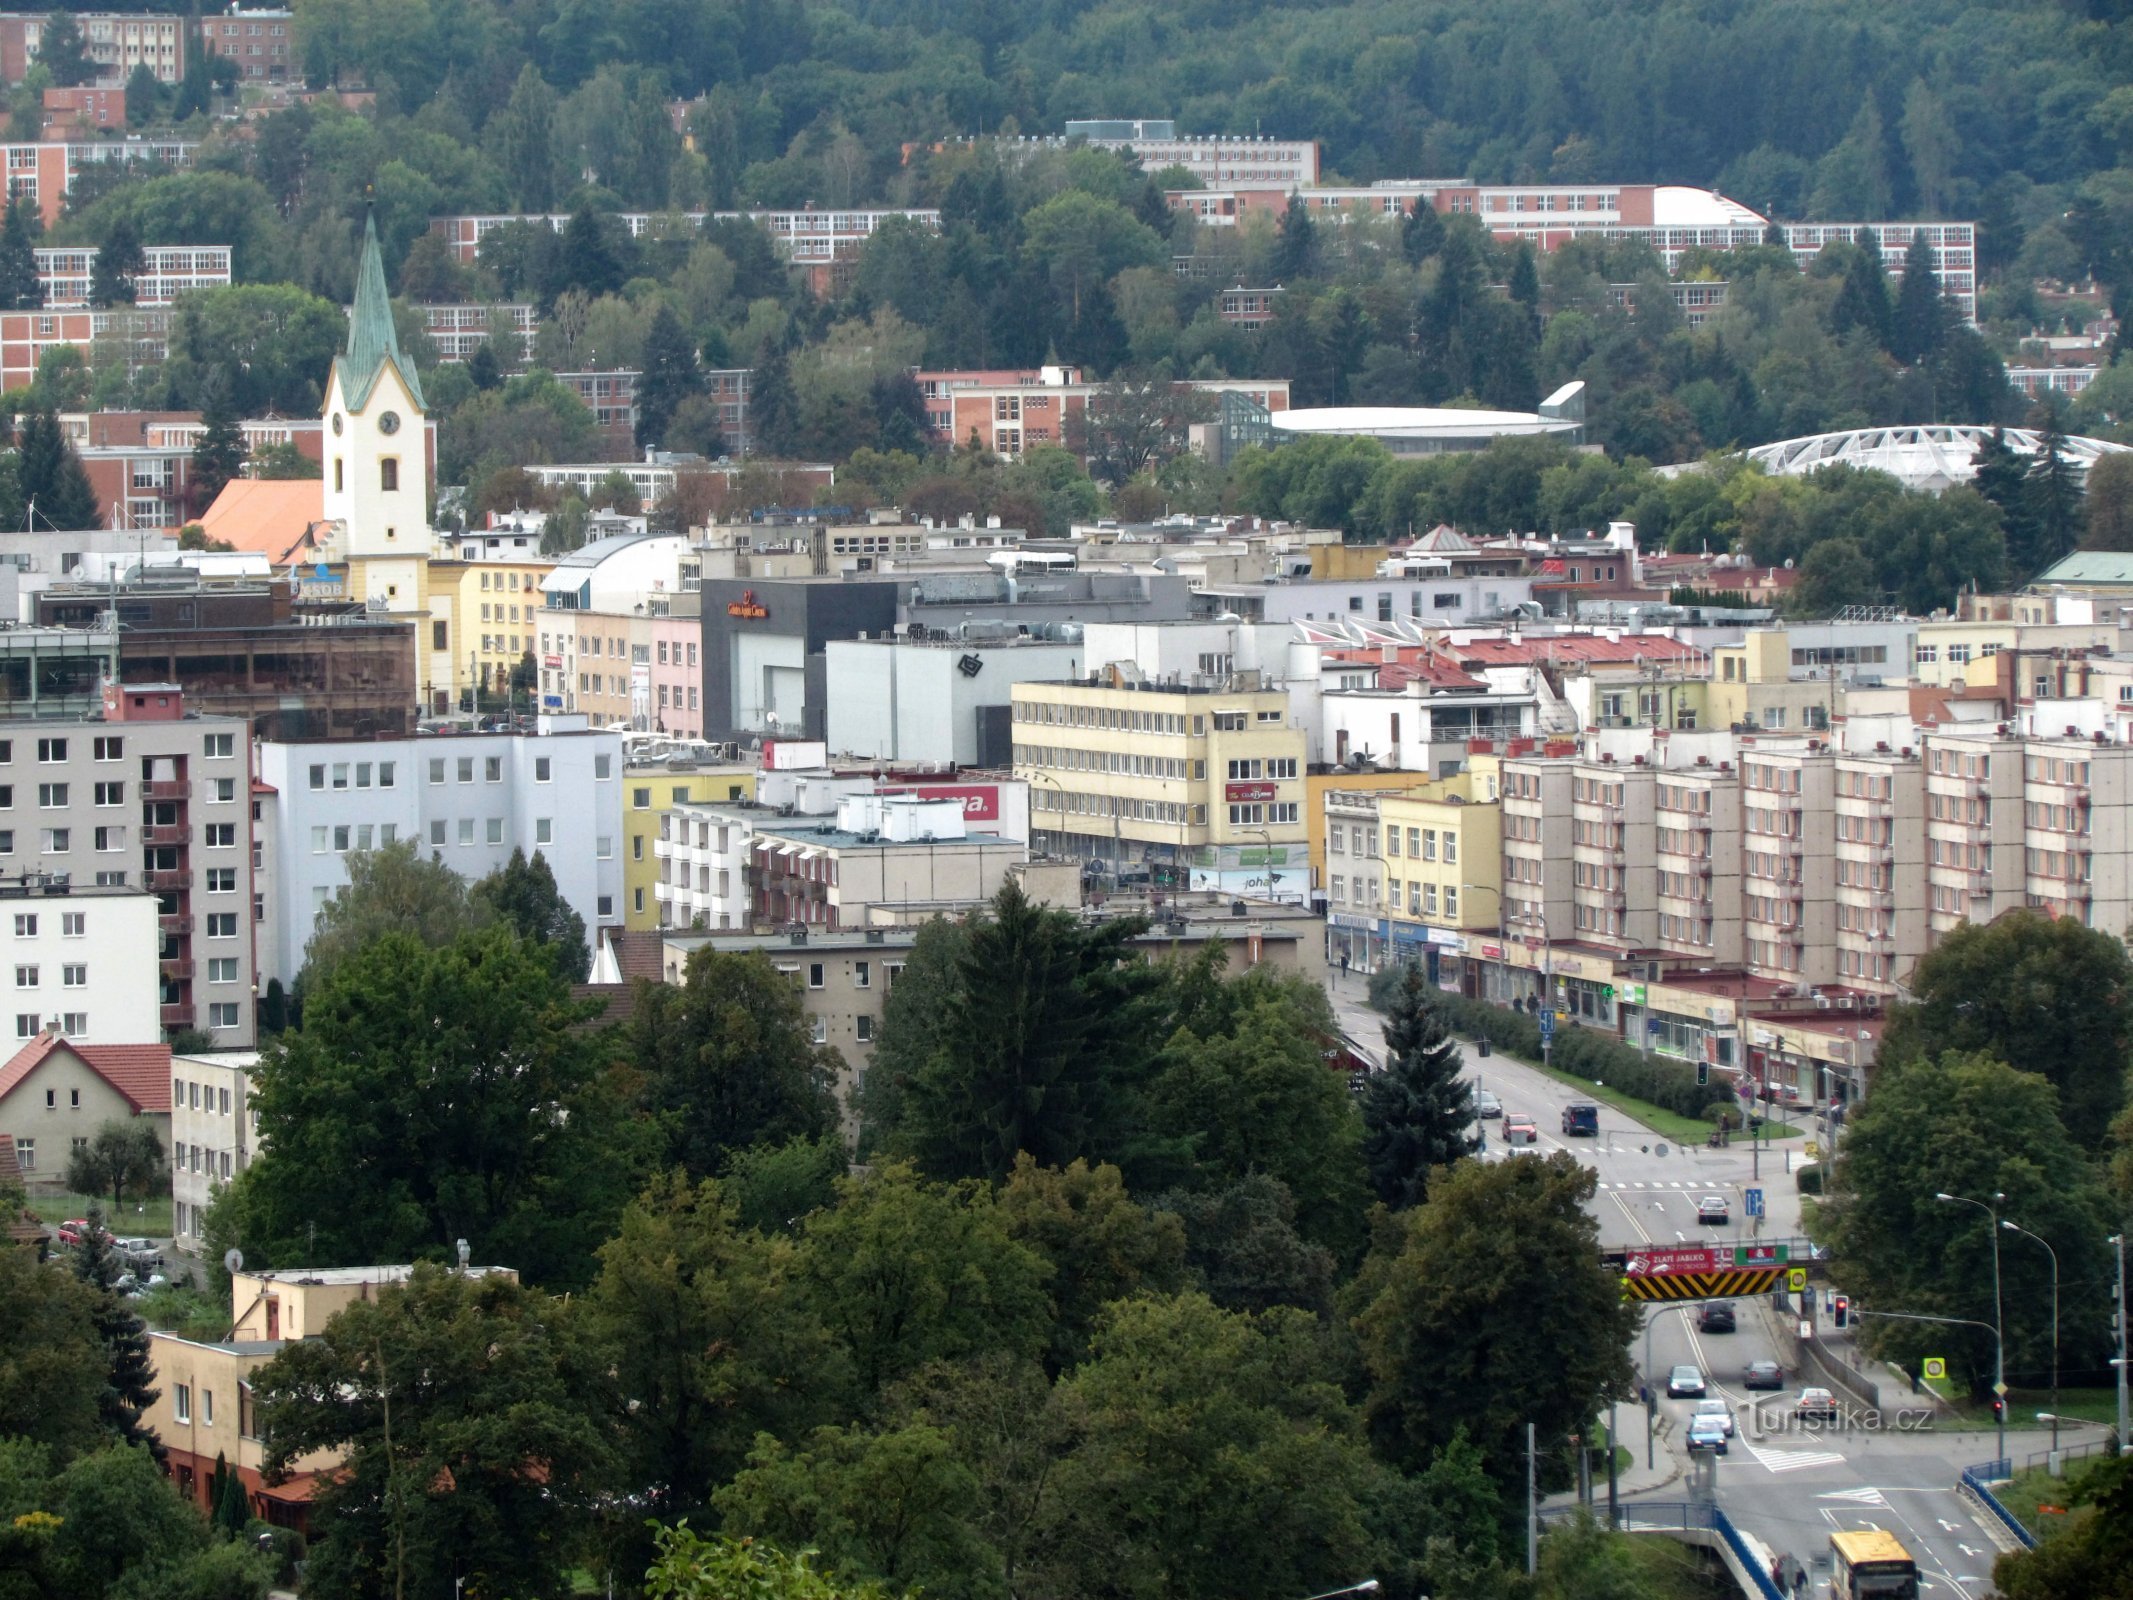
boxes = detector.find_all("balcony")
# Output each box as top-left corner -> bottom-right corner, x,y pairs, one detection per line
158,914 -> 186,936
159,957 -> 193,980
147,869 -> 188,892
143,824 -> 188,847
144,781 -> 188,802
159,1002 -> 192,1028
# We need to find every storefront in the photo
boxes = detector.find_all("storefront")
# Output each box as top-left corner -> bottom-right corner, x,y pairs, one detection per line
1327,911 -> 1383,974
1488,939 -> 1638,1034
1386,919 -> 1468,989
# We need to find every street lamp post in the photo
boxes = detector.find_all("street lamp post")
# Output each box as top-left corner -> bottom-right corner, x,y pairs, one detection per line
2002,1220 -> 2061,1454
1858,1307 -> 2008,1467
1936,1191 -> 2009,1464
2114,1233 -> 2130,1457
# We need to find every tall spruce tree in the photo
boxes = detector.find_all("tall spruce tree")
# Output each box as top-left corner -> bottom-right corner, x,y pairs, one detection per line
1402,198 -> 1446,265
1830,234 -> 1895,351
1359,964 -> 1478,1209
89,215 -> 144,308
2025,408 -> 2082,577
635,303 -> 703,450
188,367 -> 247,514
18,406 -> 99,530
71,1207 -> 163,1457
1971,426 -> 2039,573
1892,229 -> 1949,365
36,10 -> 93,86
748,340 -> 800,457
0,197 -> 42,311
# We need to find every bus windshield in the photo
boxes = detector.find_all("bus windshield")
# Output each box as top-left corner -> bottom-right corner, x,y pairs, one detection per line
1830,1531 -> 1918,1600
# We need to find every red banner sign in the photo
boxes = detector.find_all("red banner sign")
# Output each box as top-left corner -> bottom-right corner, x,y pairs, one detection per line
1225,781 -> 1278,802
1623,1246 -> 1720,1277
877,784 -> 1001,821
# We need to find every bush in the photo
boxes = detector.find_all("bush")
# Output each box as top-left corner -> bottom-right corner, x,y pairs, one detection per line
1367,972 -> 1730,1120
1795,1163 -> 1824,1195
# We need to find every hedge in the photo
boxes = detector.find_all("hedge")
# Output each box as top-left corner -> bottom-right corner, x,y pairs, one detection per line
1795,1163 -> 1824,1195
1365,969 -> 1733,1121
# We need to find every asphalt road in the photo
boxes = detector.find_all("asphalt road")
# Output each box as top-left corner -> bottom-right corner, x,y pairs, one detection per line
1329,981 -> 2024,1599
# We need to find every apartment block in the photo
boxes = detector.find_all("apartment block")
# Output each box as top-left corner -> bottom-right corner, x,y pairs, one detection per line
1323,788 -> 1385,970
1332,764 -> 1504,986
2015,734 -> 2133,933
253,721 -> 624,985
1,305 -> 171,394
1653,758 -> 1745,966
34,244 -> 231,308
197,7 -> 292,82
1012,679 -> 1308,882
1831,746 -> 1927,994
169,1049 -> 255,1252
0,139 -> 197,227
623,757 -> 755,929
0,685 -> 258,1045
415,302 -> 535,362
0,879 -> 157,1046
656,792 -> 1022,931
1921,727 -> 2026,946
1738,746 -> 1837,987
915,365 -> 1290,459
0,13 -> 185,85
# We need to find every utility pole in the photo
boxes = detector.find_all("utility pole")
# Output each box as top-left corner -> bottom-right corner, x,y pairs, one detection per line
1607,1392 -> 1619,1529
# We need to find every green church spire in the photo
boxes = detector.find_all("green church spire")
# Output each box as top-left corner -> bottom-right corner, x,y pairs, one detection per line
333,207 -> 425,413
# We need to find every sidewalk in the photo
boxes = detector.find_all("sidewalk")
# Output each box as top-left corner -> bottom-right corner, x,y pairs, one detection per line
1540,1407 -> 1685,1512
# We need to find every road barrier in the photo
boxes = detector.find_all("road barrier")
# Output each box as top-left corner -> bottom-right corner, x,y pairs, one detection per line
1959,1460 -> 2037,1551
1712,1503 -> 1789,1600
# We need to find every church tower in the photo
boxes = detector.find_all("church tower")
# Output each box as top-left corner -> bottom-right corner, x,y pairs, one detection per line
323,210 -> 449,709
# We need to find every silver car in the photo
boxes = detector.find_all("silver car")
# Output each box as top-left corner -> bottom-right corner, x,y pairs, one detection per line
114,1237 -> 163,1271
1693,1397 -> 1736,1437
1666,1364 -> 1706,1398
1473,1090 -> 1503,1119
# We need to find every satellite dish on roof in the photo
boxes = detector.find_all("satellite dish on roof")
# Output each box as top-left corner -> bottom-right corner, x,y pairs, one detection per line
223,1248 -> 243,1277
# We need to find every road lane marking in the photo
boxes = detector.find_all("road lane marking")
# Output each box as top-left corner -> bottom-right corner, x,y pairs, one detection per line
1742,1441 -> 1847,1472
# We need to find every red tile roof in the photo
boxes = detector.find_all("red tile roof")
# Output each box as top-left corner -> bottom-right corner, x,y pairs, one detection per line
0,1034 -> 173,1115
1443,635 -> 1704,669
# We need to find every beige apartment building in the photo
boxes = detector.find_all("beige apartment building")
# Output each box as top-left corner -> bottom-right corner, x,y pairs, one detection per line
1922,726 -> 2027,945
1653,757 -> 1745,965
1831,747 -> 1928,993
169,1051 -> 256,1255
1738,746 -> 1837,987
1012,680 -> 1308,885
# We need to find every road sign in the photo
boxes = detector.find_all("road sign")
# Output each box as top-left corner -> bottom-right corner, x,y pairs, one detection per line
1733,1242 -> 1788,1266
1923,1357 -> 1947,1380
1993,1381 -> 2009,1398
1787,1266 -> 1809,1292
1745,1186 -> 1764,1219
1538,1012 -> 1556,1044
1805,1141 -> 1821,1159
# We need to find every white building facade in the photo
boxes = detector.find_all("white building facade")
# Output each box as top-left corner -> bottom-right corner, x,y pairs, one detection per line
254,721 -> 625,983
0,882 -> 158,1046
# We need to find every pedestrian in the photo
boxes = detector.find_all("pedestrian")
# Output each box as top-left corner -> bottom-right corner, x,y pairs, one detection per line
1339,952 -> 1350,983
1793,1566 -> 1807,1598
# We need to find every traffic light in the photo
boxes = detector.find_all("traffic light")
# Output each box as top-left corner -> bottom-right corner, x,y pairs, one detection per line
1832,1295 -> 1849,1328
1697,1059 -> 1710,1086
1992,1398 -> 2005,1423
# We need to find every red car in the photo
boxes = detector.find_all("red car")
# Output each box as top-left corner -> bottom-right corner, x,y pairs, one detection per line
56,1218 -> 103,1247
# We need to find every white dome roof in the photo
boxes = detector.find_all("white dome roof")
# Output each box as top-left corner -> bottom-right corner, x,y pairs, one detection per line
1744,425 -> 2128,494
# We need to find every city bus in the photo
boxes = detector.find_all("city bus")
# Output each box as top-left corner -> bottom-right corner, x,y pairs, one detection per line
1829,1529 -> 1919,1600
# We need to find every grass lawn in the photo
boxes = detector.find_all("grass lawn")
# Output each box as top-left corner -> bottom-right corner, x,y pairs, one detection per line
1621,1533 -> 1736,1598
1920,1380 -> 2123,1434
1495,1047 -> 1807,1145
1993,1461 -> 2106,1542
27,1191 -> 173,1236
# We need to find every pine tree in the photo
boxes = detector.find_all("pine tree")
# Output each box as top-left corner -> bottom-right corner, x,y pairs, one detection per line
1972,426 -> 2042,575
18,406 -> 98,530
188,367 -> 248,515
1402,198 -> 1446,265
748,341 -> 800,458
1830,233 -> 1894,351
1506,242 -> 1542,335
123,62 -> 161,130
635,303 -> 703,450
0,197 -> 42,312
71,1207 -> 163,1456
1271,194 -> 1317,282
90,215 -> 144,308
2026,408 -> 2081,577
213,1452 -> 251,1537
556,206 -> 624,300
1892,228 -> 1949,366
36,10 -> 93,87
467,341 -> 502,391
1359,965 -> 1478,1209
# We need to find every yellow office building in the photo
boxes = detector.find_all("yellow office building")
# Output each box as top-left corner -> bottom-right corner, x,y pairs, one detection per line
1339,762 -> 1502,988
1012,680 -> 1309,891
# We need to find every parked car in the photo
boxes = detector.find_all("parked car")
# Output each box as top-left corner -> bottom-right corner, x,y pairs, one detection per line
1503,1114 -> 1539,1145
114,1271 -> 168,1299
1561,1101 -> 1599,1137
1743,1360 -> 1785,1391
1693,1398 -> 1736,1437
55,1218 -> 99,1248
1687,1414 -> 1730,1454
1796,1387 -> 1841,1421
1473,1089 -> 1503,1120
1666,1364 -> 1706,1398
1697,1194 -> 1730,1225
1696,1300 -> 1736,1333
114,1237 -> 163,1271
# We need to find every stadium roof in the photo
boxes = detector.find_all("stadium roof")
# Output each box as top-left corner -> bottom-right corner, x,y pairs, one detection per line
1743,425 -> 2128,494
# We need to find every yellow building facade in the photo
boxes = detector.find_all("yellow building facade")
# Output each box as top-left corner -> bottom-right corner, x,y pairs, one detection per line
623,761 -> 757,927
1011,680 -> 1309,889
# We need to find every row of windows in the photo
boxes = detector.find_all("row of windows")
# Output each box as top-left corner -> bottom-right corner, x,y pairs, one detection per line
1016,745 -> 1205,781
1031,790 -> 1206,826
1225,758 -> 1298,780
12,964 -> 87,987
8,913 -> 84,937
0,825 -> 232,854
1014,701 -> 1209,735
14,1018 -> 86,1044
1225,802 -> 1299,824
0,734 -> 234,764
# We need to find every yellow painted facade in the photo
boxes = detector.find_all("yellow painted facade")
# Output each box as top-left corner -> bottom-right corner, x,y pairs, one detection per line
623,763 -> 757,927
1376,761 -> 1503,933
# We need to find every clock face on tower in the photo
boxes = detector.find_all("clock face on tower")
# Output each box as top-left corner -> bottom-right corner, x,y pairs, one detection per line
378,411 -> 401,435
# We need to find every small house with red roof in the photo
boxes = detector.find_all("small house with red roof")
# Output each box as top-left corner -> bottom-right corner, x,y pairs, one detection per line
0,1031 -> 173,1186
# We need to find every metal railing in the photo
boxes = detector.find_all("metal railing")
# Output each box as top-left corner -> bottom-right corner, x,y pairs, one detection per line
1713,1504 -> 1787,1600
1961,1460 -> 2037,1550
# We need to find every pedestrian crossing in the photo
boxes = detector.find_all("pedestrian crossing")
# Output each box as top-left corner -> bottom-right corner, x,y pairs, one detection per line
1817,1487 -> 1888,1506
1741,1439 -> 1848,1474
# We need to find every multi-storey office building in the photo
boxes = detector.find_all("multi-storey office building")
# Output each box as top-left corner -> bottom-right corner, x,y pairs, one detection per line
0,878 -> 157,1045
